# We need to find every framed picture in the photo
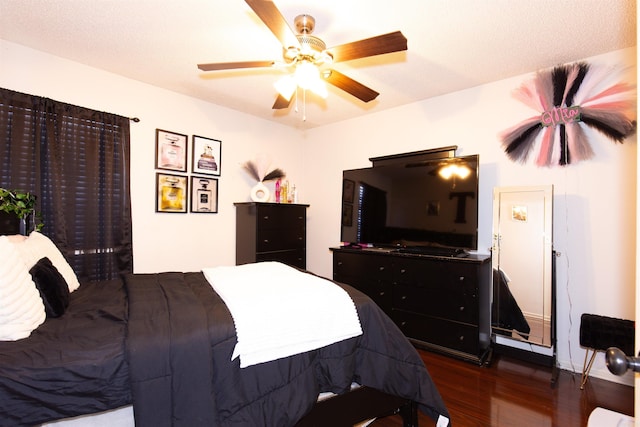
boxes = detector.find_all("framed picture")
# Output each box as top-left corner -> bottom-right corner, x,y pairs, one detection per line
192,135 -> 221,176
342,179 -> 355,203
156,173 -> 188,213
511,205 -> 528,222
191,176 -> 218,213
155,129 -> 188,172
342,203 -> 353,227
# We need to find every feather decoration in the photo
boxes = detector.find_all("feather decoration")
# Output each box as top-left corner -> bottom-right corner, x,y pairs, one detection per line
242,155 -> 286,183
499,61 -> 636,166
242,160 -> 262,182
263,168 -> 286,182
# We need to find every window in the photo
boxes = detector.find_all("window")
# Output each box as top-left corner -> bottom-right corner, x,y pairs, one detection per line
0,88 -> 133,281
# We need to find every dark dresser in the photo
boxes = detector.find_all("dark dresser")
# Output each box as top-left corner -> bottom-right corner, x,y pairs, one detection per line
234,202 -> 308,269
332,247 -> 491,364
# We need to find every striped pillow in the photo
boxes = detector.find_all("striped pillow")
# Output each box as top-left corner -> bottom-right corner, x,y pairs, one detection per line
0,236 -> 46,340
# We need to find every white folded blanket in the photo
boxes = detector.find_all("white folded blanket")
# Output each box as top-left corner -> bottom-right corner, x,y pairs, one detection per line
202,262 -> 363,368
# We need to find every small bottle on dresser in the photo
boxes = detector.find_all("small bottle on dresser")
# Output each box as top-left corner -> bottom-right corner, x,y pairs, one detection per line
275,179 -> 281,203
281,180 -> 288,203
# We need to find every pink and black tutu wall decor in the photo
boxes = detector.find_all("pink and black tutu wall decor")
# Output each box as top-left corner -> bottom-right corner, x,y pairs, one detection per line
499,61 -> 636,167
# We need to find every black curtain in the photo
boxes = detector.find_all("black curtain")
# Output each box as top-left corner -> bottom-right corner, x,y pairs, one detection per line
0,88 -> 133,282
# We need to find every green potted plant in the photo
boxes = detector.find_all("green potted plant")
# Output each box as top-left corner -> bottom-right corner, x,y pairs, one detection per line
0,188 -> 43,234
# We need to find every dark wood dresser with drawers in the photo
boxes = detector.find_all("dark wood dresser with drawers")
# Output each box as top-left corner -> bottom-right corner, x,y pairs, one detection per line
235,202 -> 308,269
332,247 -> 491,364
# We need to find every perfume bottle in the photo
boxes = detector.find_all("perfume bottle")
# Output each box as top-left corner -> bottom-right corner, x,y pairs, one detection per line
275,179 -> 281,203
160,136 -> 183,169
160,177 -> 184,210
196,180 -> 213,212
197,145 -> 217,172
281,180 -> 288,204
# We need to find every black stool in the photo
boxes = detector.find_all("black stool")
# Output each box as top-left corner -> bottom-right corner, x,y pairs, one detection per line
579,313 -> 634,389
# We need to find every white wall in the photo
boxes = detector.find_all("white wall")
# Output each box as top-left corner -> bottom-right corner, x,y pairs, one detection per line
1,39 -> 636,385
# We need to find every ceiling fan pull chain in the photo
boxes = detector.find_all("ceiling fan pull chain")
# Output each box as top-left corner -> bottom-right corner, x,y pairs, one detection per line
303,89 -> 307,121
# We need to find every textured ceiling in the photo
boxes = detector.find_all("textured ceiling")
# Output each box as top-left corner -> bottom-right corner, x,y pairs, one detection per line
0,0 -> 636,129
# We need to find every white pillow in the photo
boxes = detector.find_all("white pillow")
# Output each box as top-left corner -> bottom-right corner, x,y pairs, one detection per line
0,236 -> 46,340
11,231 -> 81,292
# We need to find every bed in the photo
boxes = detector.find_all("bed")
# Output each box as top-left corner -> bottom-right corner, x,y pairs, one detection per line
0,233 -> 450,427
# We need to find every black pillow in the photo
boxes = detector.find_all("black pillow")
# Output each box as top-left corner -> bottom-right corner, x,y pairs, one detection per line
29,257 -> 70,318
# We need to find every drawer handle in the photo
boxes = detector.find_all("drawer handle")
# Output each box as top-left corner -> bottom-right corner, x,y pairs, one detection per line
459,306 -> 465,311
400,269 -> 406,274
337,261 -> 343,266
459,335 -> 465,341
458,276 -> 465,281
263,215 -> 269,220
379,266 -> 385,271
297,237 -> 303,241
401,295 -> 407,300
263,239 -> 269,243
401,321 -> 407,327
379,291 -> 385,296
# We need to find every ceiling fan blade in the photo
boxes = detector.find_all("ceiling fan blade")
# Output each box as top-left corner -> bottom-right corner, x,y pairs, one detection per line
323,69 -> 379,103
197,60 -> 275,71
327,31 -> 407,63
245,0 -> 301,49
272,94 -> 293,110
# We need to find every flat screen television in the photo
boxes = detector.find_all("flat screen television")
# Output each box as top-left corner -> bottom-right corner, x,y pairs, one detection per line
340,154 -> 479,255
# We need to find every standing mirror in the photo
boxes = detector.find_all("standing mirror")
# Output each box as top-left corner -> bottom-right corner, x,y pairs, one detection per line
492,185 -> 553,347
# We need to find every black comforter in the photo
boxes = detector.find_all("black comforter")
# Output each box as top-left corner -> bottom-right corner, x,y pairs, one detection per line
0,271 -> 449,426
0,279 -> 130,425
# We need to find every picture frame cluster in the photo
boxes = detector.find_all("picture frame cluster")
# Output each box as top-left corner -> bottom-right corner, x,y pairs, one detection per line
154,129 -> 220,214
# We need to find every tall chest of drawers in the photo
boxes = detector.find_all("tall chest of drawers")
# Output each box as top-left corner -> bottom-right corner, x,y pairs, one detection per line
332,247 -> 491,364
235,202 -> 308,269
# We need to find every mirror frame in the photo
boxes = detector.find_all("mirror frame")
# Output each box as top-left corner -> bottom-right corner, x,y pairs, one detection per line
491,185 -> 553,347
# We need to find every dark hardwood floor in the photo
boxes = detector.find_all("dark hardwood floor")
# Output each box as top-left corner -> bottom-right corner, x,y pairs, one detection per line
371,348 -> 634,427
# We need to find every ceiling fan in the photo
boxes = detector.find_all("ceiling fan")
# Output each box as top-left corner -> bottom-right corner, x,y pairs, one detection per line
197,0 -> 408,110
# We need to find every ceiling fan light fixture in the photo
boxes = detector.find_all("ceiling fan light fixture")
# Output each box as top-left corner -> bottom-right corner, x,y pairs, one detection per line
294,61 -> 327,98
439,164 -> 471,180
321,51 -> 334,65
294,61 -> 319,89
274,75 -> 297,101
283,46 -> 298,63
197,3 -> 408,115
